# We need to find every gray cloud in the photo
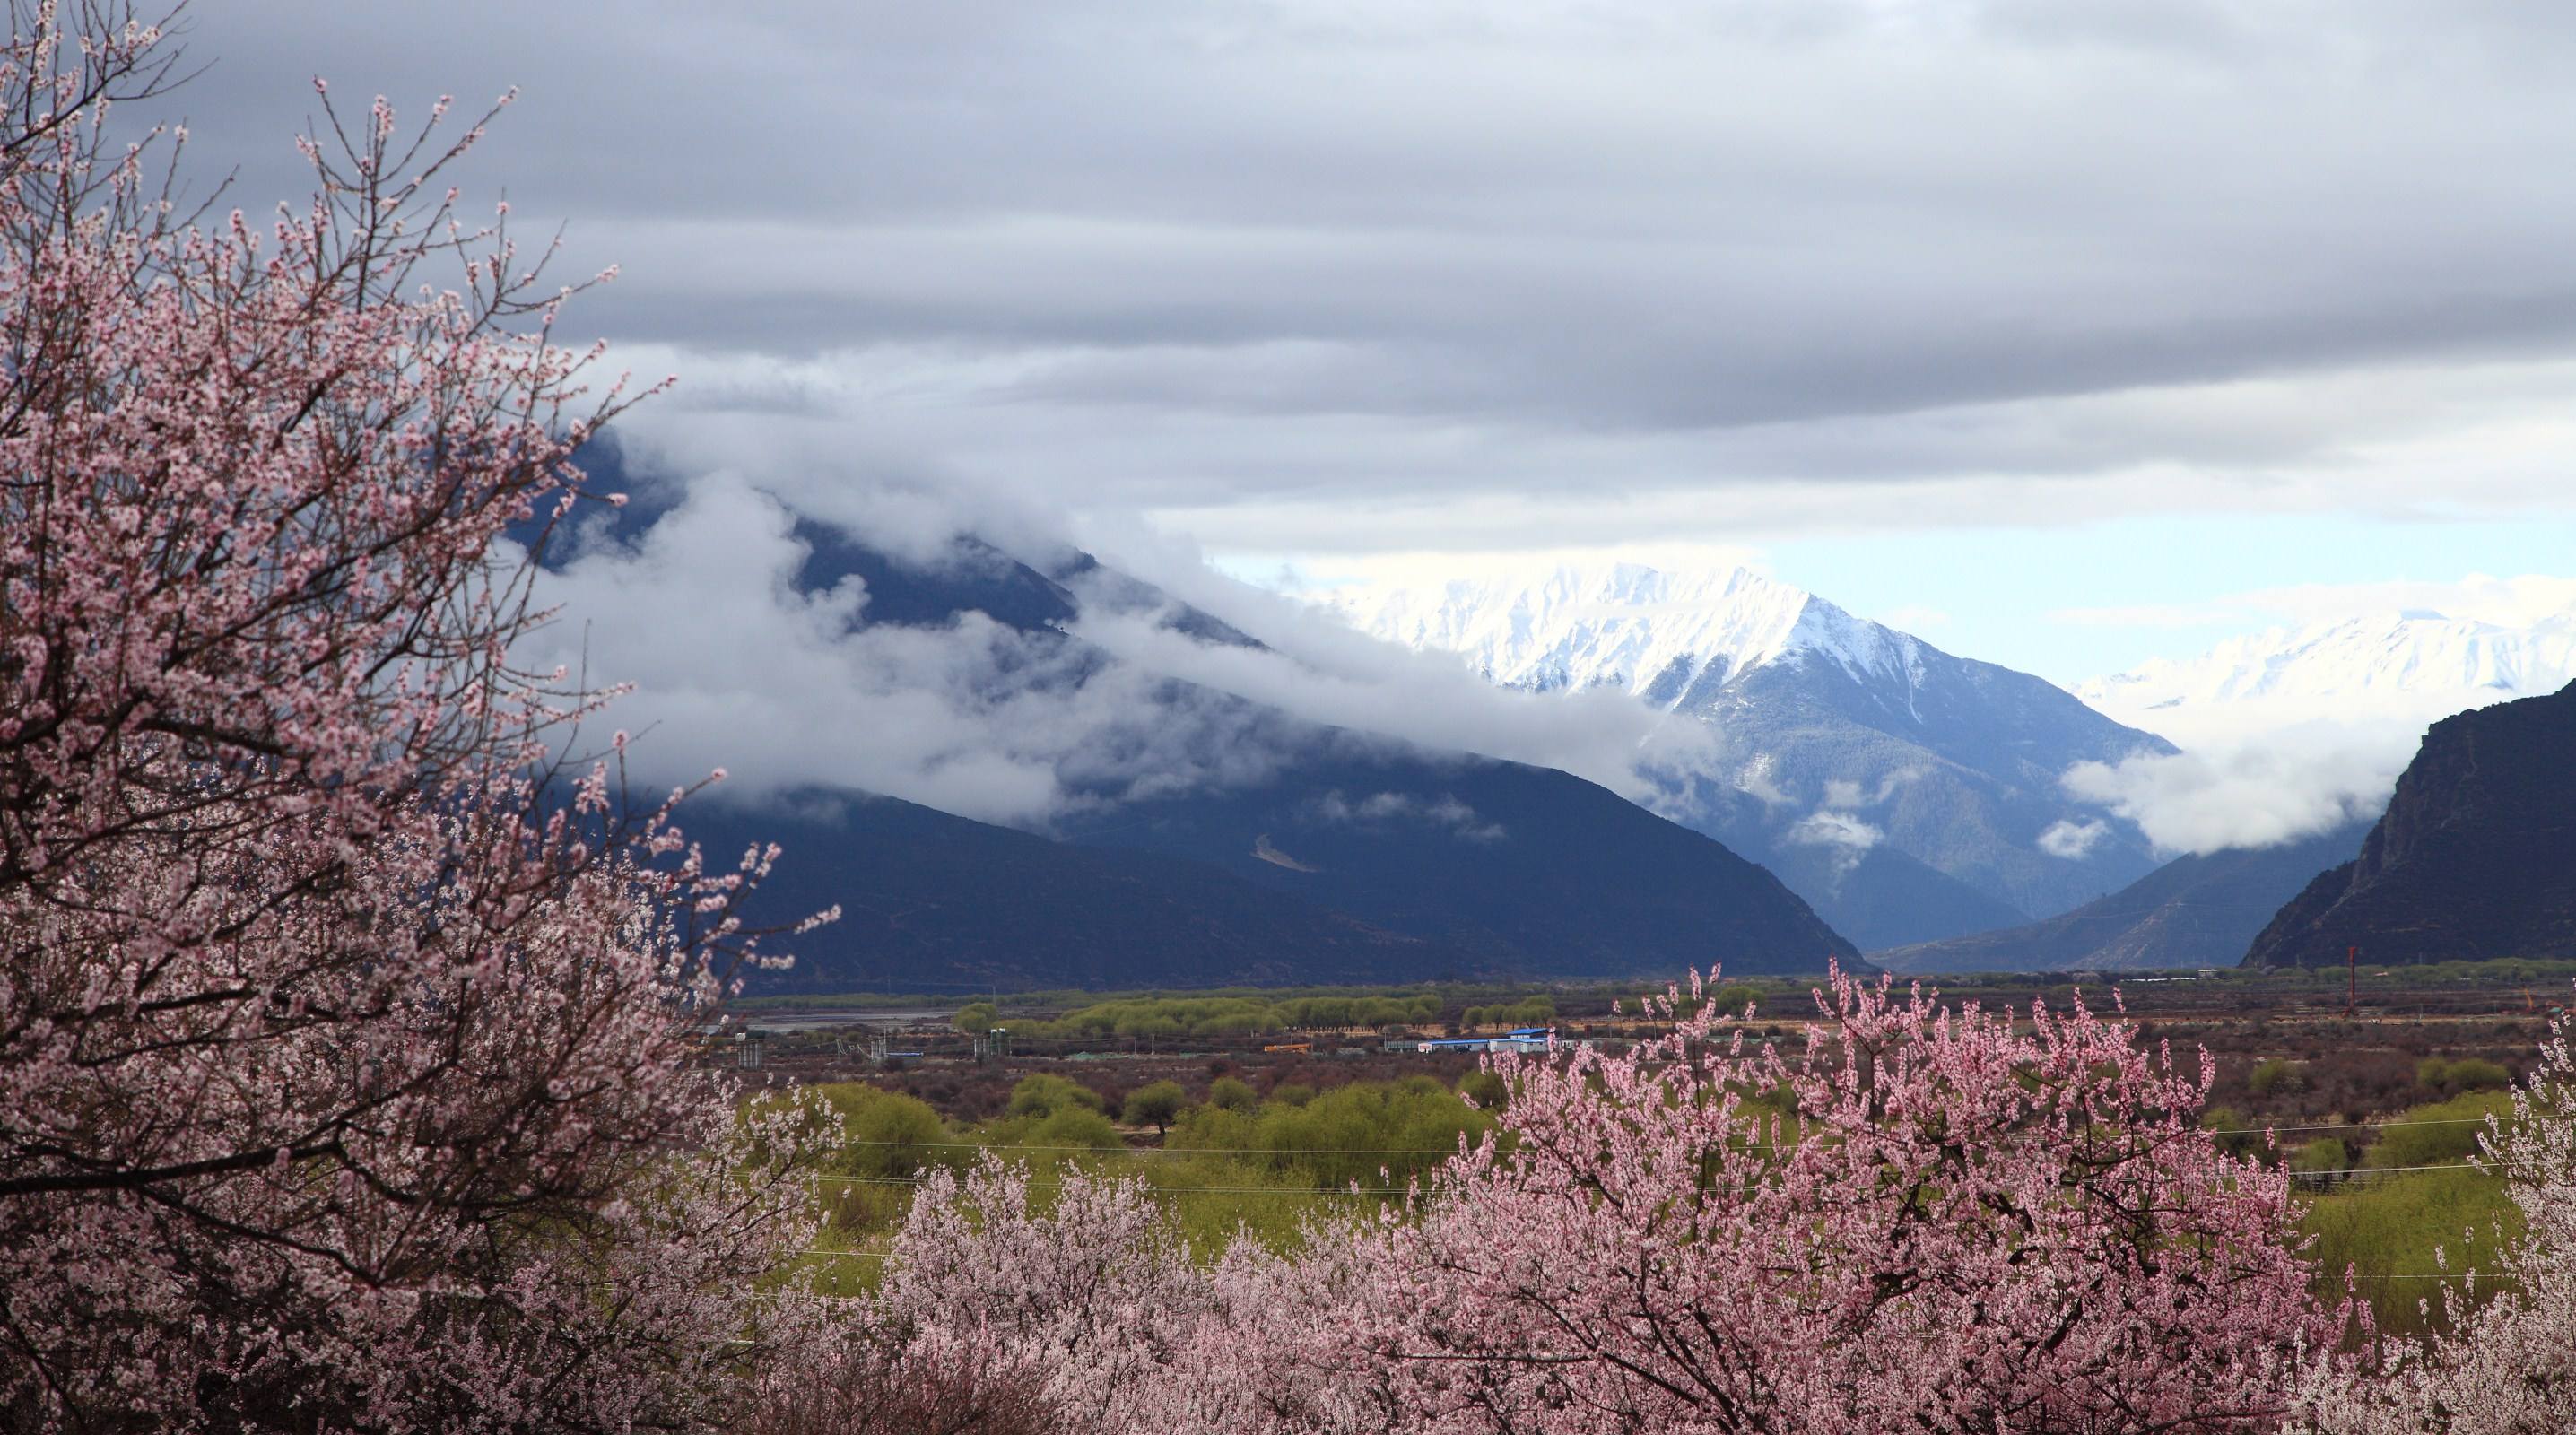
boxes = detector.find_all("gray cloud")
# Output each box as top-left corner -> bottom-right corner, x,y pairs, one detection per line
136,2 -> 2576,552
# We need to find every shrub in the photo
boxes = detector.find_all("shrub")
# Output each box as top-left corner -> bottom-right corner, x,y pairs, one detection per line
1207,1076 -> 1259,1113
2367,1091 -> 2518,1170
1005,1074 -> 1106,1120
2289,1137 -> 2352,1176
1121,1081 -> 1188,1135
2201,1106 -> 2264,1160
2416,1056 -> 2512,1098
820,1083 -> 958,1179
1458,1070 -> 1510,1111
2250,1057 -> 2310,1099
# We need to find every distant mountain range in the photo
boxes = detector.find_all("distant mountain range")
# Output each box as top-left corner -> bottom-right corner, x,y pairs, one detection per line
1321,564 -> 2175,946
2077,606 -> 2576,734
1874,819 -> 2372,974
559,470 -> 1858,994
2246,680 -> 2576,968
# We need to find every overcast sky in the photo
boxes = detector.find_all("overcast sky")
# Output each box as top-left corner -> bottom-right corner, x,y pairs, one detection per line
160,1 -> 2576,683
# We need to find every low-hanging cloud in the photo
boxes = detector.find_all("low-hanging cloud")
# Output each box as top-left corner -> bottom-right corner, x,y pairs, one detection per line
514,466 -> 1716,831
1785,811 -> 1883,879
1068,600 -> 1712,805
2058,724 -> 2408,856
514,476 -> 1298,826
1308,791 -> 1507,843
2036,818 -> 2110,860
1788,811 -> 1882,849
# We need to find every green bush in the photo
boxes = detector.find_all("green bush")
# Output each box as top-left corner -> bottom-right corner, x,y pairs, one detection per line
1207,1076 -> 1258,1113
1005,1074 -> 1105,1120
951,1001 -> 997,1033
814,1082 -> 957,1179
1063,996 -> 1287,1039
2247,1058 -> 2308,1099
2368,1091 -> 2517,1170
2200,1106 -> 2263,1160
1462,997 -> 1557,1031
976,1103 -> 1126,1155
1121,1080 -> 1188,1135
1188,1074 -> 1495,1189
1457,1070 -> 1509,1112
2288,1137 -> 2351,1176
1707,984 -> 1762,1016
2417,1057 -> 2512,1098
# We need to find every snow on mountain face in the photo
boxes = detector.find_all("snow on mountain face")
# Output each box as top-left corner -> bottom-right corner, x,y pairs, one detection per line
1314,561 -> 2177,943
2076,608 -> 2576,731
1320,563 -> 1919,701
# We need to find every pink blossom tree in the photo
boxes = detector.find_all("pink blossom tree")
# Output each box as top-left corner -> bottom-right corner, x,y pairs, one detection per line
1346,966 -> 2348,1434
0,5 -> 823,1429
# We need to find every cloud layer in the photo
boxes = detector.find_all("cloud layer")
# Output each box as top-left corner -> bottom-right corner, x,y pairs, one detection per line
2058,726 -> 2407,856
515,465 -> 1710,829
145,2 -> 2576,561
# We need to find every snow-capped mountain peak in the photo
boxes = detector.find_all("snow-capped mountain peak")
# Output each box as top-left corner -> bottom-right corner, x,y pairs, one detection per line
1318,562 -> 1919,703
2076,606 -> 2576,726
1309,558 -> 2178,944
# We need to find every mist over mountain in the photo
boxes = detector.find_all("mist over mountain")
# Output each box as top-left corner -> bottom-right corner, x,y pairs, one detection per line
528,451 -> 1854,991
2045,603 -> 2576,868
1322,563 -> 2176,945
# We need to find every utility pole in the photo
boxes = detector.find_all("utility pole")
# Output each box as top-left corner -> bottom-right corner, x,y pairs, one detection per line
2346,944 -> 2358,1021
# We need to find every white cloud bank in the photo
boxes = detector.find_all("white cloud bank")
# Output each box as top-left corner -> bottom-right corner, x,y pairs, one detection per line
2058,723 -> 2407,856
515,469 -> 1715,831
2036,818 -> 2110,860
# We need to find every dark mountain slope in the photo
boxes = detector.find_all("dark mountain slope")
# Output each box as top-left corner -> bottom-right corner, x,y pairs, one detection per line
683,792 -> 1475,994
1062,746 -> 1861,980
1876,818 -> 2373,974
2247,682 -> 2576,968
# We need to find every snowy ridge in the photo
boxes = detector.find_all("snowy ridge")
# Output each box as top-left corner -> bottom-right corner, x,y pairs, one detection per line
1318,562 -> 1923,704
2077,608 -> 2576,718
